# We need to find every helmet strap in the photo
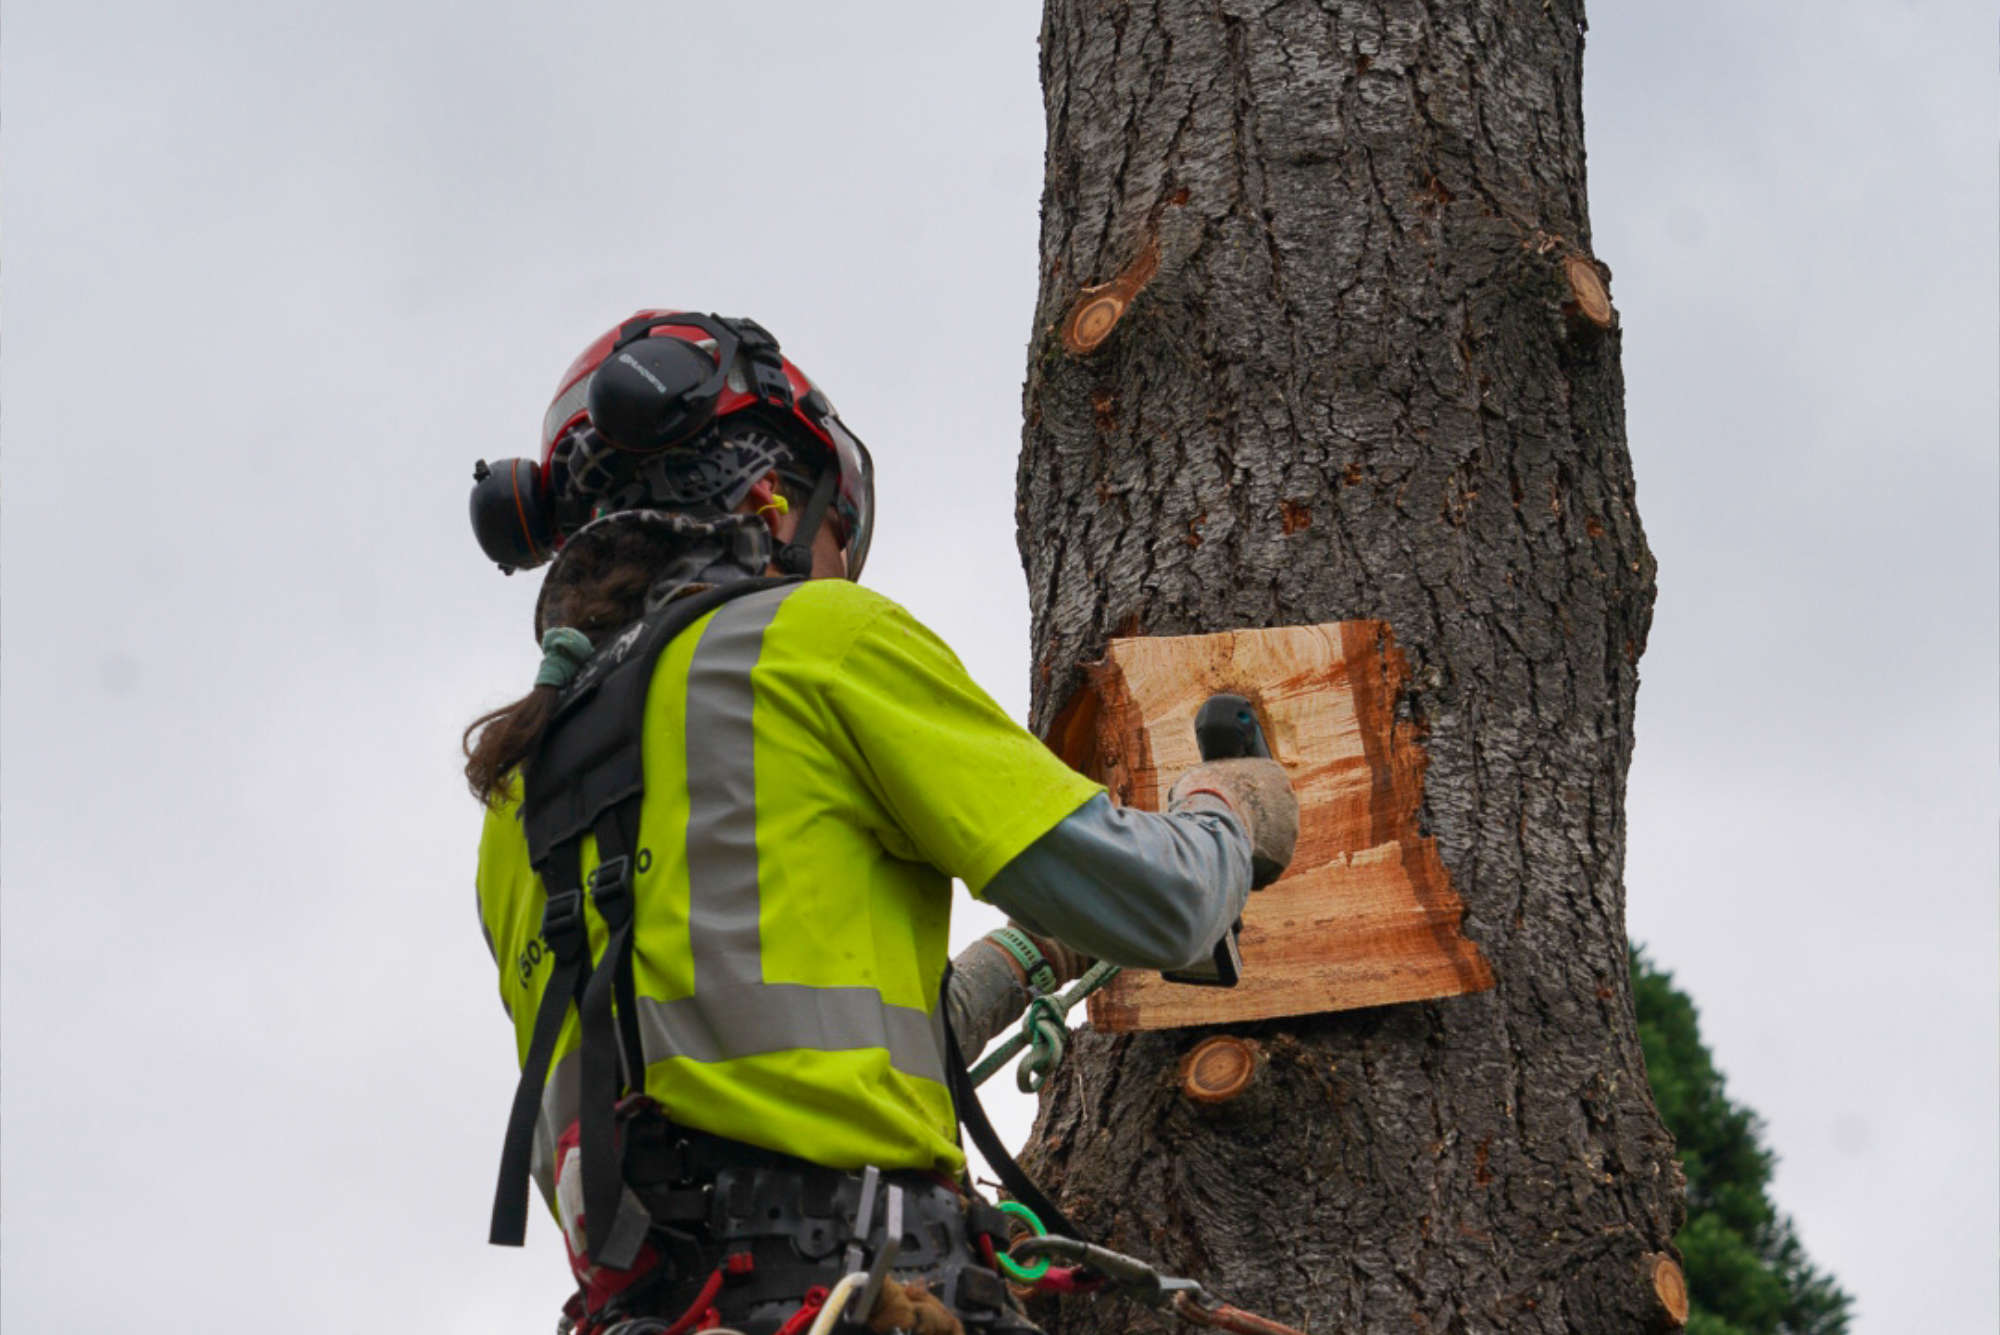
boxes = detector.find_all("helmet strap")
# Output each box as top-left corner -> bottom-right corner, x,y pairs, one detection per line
777,467 -> 840,576
718,316 -> 795,411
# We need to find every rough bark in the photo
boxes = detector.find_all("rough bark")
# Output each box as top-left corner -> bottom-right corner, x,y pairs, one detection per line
1014,3 -> 1680,1333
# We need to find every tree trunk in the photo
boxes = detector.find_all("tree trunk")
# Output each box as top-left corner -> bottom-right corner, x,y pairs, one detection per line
1014,3 -> 1681,1332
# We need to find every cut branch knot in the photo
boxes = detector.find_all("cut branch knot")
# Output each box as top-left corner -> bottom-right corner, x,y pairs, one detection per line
1062,235 -> 1162,356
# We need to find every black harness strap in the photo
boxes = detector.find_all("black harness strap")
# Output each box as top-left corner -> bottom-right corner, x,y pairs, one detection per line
489,856 -> 591,1246
577,800 -> 647,1266
488,576 -> 801,1254
599,800 -> 648,1093
939,965 -> 1082,1242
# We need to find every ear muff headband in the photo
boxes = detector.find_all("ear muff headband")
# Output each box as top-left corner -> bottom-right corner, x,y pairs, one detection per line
608,314 -> 738,429
589,313 -> 799,456
585,314 -> 742,453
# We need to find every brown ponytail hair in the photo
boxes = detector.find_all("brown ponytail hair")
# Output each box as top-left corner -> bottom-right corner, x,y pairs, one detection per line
462,524 -> 689,805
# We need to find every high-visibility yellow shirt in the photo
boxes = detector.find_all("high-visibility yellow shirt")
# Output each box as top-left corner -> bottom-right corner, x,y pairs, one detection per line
476,579 -> 1102,1201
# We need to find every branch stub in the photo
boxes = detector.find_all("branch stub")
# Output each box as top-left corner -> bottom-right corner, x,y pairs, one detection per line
1645,1253 -> 1689,1327
1064,289 -> 1127,355
1564,254 -> 1614,328
1179,1035 -> 1261,1104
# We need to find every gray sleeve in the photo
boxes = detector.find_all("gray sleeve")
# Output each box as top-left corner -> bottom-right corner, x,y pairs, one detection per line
982,792 -> 1252,972
944,938 -> 1032,1060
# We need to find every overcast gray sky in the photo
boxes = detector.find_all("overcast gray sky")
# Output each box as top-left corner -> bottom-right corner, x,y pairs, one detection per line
3,4 -> 1992,1332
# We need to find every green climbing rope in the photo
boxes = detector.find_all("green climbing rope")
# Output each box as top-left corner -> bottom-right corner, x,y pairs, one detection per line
968,961 -> 1122,1090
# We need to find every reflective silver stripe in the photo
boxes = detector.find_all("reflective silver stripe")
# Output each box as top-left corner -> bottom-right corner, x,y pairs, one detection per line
929,997 -> 951,1073
684,586 -> 794,988
543,334 -> 720,450
637,985 -> 946,1086
533,988 -> 947,1193
532,1050 -> 582,1205
543,375 -> 592,451
652,582 -> 949,1092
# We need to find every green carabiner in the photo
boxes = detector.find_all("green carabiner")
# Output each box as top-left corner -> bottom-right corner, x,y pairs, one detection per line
994,1201 -> 1051,1282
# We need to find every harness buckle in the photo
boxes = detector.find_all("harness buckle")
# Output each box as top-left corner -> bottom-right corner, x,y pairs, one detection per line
588,856 -> 633,922
541,889 -> 586,953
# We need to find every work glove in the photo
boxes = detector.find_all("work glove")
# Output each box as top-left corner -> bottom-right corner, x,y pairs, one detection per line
947,923 -> 1092,1059
1167,757 -> 1299,888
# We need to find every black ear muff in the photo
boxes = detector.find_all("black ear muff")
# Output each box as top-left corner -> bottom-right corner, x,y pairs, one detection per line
470,457 -> 555,573
587,337 -> 725,452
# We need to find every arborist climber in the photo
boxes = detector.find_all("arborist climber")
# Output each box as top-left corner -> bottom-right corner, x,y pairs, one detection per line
462,310 -> 1299,1335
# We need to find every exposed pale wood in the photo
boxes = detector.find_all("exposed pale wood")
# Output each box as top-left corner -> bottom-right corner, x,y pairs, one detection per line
1645,1254 -> 1690,1328
1564,253 -> 1614,328
1178,1035 -> 1262,1104
1051,620 -> 1493,1033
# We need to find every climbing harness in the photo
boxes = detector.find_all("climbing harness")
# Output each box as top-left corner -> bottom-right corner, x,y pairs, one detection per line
553,1127 -> 1027,1335
491,576 -> 802,1264
493,580 -> 1298,1334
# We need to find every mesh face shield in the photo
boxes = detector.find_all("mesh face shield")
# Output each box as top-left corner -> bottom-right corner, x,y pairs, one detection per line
557,420 -> 792,520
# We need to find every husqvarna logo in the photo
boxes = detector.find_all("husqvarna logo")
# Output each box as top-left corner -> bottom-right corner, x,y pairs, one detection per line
617,351 -> 669,394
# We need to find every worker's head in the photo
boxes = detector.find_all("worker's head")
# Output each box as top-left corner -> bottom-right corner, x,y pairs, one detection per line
469,310 -> 874,588
462,312 -> 873,802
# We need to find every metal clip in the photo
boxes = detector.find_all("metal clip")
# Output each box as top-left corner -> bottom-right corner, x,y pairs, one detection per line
839,1167 -> 905,1324
840,1165 -> 881,1279
851,1184 -> 904,1321
1008,1236 -> 1210,1309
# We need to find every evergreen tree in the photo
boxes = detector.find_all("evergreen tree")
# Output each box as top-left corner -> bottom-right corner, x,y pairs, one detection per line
1016,2 -> 1682,1326
1631,947 -> 1853,1335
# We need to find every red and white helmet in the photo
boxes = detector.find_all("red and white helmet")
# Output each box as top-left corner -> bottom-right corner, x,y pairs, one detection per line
469,310 -> 874,578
